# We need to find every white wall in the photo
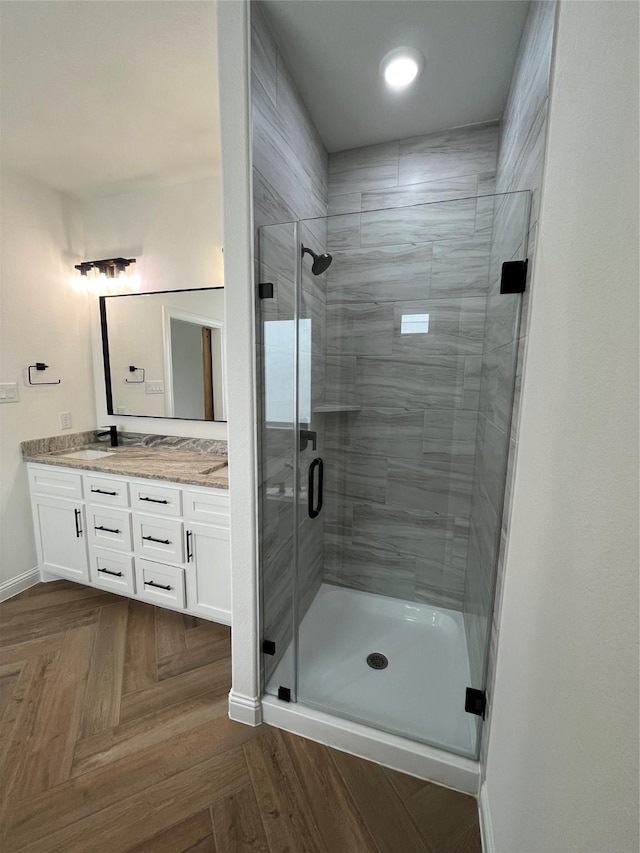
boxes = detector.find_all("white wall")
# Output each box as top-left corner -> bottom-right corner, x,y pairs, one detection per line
484,3 -> 639,852
217,0 -> 262,724
84,176 -> 228,439
0,168 -> 94,588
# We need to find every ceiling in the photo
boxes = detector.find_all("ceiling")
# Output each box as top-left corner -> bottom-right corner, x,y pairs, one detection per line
0,1 -> 220,200
260,0 -> 530,152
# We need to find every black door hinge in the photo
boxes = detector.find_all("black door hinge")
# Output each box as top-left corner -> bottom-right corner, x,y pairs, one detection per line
500,259 -> 528,294
465,687 -> 487,718
278,686 -> 291,702
258,282 -> 274,299
262,640 -> 276,656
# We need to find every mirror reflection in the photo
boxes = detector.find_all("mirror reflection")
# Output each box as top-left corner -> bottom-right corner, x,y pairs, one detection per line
101,287 -> 225,421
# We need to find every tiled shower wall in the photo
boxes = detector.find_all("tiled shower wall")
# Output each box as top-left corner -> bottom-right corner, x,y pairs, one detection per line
251,1 -> 328,677
322,124 -> 500,609
470,0 -> 558,766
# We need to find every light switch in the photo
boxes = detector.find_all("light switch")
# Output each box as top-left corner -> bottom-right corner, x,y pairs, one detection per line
0,383 -> 19,403
145,380 -> 164,394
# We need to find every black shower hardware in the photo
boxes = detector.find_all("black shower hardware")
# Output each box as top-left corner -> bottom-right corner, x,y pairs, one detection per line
97,425 -> 119,447
27,363 -> 61,385
299,428 -> 317,452
125,365 -> 145,383
500,259 -> 528,294
301,244 -> 333,275
308,457 -> 324,519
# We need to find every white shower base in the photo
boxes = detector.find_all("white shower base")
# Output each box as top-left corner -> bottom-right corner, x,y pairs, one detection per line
267,583 -> 478,758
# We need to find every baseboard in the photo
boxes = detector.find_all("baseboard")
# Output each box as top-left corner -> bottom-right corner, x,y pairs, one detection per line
262,696 -> 480,795
0,567 -> 40,602
229,690 -> 262,726
479,782 -> 496,853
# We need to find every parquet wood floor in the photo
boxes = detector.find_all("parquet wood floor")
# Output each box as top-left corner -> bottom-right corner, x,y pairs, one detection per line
0,581 -> 481,852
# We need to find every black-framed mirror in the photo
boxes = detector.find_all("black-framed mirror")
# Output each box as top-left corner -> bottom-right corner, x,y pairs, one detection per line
100,287 -> 226,421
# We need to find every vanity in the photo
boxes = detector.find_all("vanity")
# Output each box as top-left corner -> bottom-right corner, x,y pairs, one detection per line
23,439 -> 231,625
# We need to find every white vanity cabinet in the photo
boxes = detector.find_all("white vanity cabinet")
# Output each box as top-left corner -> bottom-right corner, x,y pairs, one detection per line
27,463 -> 231,625
28,468 -> 89,582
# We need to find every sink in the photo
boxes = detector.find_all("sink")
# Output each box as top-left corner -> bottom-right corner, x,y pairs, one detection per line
58,449 -> 116,460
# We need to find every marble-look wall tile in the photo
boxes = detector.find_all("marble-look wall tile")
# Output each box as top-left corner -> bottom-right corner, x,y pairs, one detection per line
387,456 -> 474,518
324,354 -> 357,403
356,355 -> 465,410
398,124 -> 499,186
391,297 -> 486,358
328,141 -> 399,195
324,537 -> 416,602
360,174 -> 479,212
328,192 -> 361,216
360,198 -> 476,248
326,212 -> 361,250
326,407 -> 425,460
324,451 -> 388,505
326,244 -> 432,304
431,237 -> 491,297
326,303 -> 394,356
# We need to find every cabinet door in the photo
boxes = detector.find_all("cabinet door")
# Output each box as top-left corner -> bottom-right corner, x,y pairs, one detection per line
32,496 -> 88,581
184,522 -> 231,624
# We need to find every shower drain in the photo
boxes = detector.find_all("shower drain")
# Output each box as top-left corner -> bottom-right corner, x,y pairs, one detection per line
366,652 -> 388,670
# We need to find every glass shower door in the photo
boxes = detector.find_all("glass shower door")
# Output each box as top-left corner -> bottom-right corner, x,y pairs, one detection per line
258,221 -> 299,700
259,191 -> 531,761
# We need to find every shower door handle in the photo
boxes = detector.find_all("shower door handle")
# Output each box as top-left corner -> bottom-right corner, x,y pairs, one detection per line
308,457 -> 323,519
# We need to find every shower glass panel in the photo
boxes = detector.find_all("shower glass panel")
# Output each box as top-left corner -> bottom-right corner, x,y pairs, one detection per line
258,221 -> 299,700
259,191 -> 530,759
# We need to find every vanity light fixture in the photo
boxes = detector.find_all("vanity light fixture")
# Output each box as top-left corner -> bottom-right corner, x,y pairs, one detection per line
75,257 -> 136,278
74,257 -> 140,292
380,46 -> 425,90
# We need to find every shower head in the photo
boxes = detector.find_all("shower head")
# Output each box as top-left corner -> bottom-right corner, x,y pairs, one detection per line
301,244 -> 333,276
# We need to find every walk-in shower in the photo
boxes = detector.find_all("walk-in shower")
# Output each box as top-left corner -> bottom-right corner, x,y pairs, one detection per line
257,191 -> 530,760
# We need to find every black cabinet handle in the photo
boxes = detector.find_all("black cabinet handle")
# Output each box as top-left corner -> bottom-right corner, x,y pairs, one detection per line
308,457 -> 324,519
142,535 -> 171,545
74,508 -> 82,538
139,496 -> 169,505
145,580 -> 172,591
91,488 -> 117,496
95,525 -> 121,534
186,530 -> 193,562
98,567 -> 124,578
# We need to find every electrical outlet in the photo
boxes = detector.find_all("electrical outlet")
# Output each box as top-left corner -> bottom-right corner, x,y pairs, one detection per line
59,411 -> 72,429
145,380 -> 164,394
0,383 -> 19,403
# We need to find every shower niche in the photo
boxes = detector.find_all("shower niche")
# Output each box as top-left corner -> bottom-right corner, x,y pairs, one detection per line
257,191 -> 530,760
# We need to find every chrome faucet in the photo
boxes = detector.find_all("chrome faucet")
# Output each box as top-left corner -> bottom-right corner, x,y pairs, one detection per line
97,425 -> 119,447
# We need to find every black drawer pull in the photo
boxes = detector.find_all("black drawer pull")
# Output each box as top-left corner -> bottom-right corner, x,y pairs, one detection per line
142,535 -> 171,545
74,508 -> 82,538
91,488 -> 117,496
145,580 -> 172,591
139,496 -> 169,504
98,567 -> 124,578
186,529 -> 193,562
95,525 -> 121,534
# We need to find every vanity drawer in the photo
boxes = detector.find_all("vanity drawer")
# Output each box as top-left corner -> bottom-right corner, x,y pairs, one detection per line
87,507 -> 133,552
133,514 -> 184,564
85,475 -> 130,508
28,466 -> 83,500
183,489 -> 229,527
90,549 -> 135,595
135,558 -> 185,609
130,482 -> 182,517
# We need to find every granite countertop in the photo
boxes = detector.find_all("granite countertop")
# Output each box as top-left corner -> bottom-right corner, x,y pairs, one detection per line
23,442 -> 229,490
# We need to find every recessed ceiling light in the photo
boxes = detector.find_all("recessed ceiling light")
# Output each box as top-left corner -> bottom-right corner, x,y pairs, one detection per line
380,47 -> 425,90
